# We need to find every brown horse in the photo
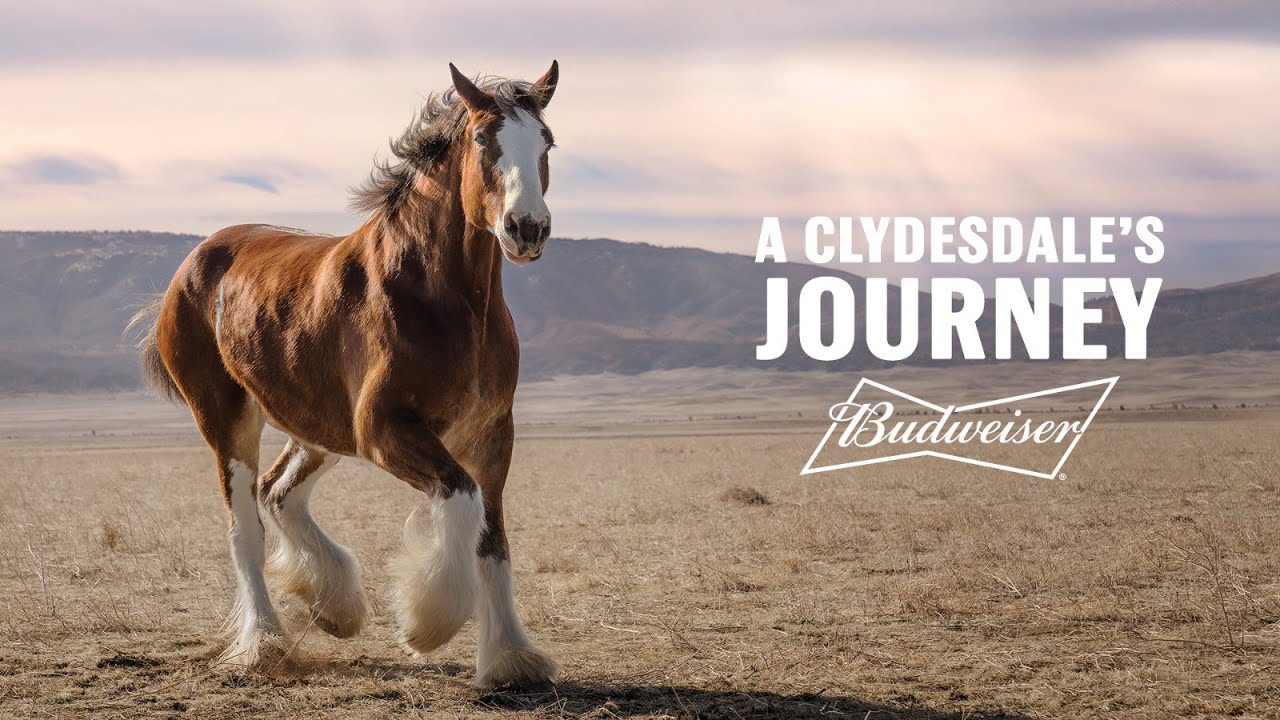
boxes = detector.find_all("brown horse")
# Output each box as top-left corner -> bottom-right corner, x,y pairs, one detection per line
131,62 -> 560,688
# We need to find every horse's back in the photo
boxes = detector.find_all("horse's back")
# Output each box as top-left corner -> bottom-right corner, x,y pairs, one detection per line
172,224 -> 339,298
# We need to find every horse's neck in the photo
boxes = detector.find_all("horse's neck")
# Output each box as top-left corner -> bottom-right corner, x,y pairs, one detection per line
360,173 -> 505,312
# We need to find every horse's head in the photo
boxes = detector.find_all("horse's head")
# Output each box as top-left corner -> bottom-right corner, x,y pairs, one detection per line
450,61 -> 557,265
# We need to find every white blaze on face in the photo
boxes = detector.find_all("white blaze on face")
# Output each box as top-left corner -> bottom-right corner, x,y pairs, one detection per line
492,108 -> 550,237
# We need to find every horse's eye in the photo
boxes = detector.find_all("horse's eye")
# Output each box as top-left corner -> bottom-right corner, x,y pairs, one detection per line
473,132 -> 489,147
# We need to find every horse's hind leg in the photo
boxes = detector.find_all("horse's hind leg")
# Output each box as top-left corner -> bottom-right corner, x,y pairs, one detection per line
215,402 -> 287,667
260,439 -> 368,638
192,391 -> 284,668
159,303 -> 283,666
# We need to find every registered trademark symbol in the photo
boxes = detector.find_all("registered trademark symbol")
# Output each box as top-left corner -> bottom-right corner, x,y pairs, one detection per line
1059,473 -> 1068,481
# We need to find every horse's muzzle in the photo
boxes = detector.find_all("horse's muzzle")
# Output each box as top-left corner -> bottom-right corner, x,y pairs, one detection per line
503,211 -> 550,259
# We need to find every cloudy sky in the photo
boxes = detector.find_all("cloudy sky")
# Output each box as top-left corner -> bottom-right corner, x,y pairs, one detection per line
1,1 -> 1277,286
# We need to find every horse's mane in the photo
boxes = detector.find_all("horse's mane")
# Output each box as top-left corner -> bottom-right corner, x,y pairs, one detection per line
351,76 -> 540,215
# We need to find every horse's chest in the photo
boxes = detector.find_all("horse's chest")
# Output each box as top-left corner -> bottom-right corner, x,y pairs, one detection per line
434,354 -> 516,448
410,320 -> 518,432
433,354 -> 510,408
378,287 -> 518,443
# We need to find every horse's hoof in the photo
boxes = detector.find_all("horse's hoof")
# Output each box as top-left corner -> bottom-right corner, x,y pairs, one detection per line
474,645 -> 560,690
268,540 -> 369,640
312,608 -> 365,639
215,628 -> 293,671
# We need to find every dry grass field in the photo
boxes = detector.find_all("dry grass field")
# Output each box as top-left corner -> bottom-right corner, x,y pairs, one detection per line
1,359 -> 1279,719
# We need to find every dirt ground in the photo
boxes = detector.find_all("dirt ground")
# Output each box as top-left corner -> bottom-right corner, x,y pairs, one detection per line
1,376 -> 1278,718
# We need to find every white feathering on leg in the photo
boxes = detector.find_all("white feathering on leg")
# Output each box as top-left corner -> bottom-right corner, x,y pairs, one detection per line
265,451 -> 368,638
392,487 -> 484,655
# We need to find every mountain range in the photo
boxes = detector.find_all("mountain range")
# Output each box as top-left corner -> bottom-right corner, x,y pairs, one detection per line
0,230 -> 1276,392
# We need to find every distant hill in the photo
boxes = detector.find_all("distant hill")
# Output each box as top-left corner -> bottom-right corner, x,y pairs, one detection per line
0,230 -> 1276,392
1089,272 -> 1280,355
0,232 -> 199,392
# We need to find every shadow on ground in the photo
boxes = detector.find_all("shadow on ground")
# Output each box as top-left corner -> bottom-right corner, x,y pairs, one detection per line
304,657 -> 1031,718
66,649 -> 1033,719
475,678 -> 1031,719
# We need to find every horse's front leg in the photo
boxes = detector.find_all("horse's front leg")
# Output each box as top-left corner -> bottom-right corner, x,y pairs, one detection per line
356,394 -> 485,656
460,412 -> 560,689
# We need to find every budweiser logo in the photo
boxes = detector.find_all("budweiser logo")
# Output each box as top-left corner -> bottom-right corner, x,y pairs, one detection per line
802,377 -> 1117,479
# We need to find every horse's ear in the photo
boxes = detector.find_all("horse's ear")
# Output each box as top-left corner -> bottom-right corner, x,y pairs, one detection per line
449,63 -> 498,114
529,60 -> 558,109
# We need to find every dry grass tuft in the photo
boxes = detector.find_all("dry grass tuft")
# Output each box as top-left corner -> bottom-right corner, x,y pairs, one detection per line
720,485 -> 770,506
98,516 -> 122,551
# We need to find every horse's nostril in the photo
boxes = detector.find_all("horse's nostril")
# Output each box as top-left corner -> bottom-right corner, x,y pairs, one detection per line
541,223 -> 551,241
504,212 -> 519,236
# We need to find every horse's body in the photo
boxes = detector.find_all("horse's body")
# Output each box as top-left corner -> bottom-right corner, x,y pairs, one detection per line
171,221 -> 517,457
133,63 -> 560,688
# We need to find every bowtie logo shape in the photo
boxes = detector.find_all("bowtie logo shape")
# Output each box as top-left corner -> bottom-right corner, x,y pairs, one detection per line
803,377 -> 1118,479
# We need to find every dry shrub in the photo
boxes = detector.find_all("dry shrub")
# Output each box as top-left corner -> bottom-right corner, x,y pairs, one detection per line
1145,508 -> 1280,650
98,517 -> 123,551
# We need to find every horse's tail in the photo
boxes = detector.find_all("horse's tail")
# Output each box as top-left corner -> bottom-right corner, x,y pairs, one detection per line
127,296 -> 187,407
